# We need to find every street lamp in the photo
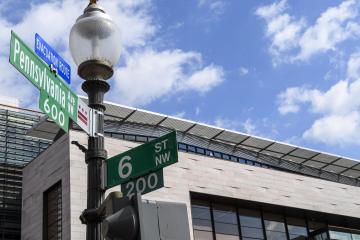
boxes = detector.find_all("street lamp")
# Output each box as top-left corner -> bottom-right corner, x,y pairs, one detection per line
69,1 -> 121,239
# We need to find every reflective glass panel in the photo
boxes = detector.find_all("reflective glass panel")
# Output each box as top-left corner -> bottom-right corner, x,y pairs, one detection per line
287,217 -> 308,239
213,204 -> 239,237
238,208 -> 264,239
352,234 -> 360,240
192,200 -> 213,236
264,213 -> 286,240
329,231 -> 352,240
309,221 -> 327,232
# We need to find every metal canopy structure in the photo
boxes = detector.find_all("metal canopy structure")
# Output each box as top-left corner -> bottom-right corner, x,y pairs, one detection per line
101,100 -> 360,182
27,98 -> 360,184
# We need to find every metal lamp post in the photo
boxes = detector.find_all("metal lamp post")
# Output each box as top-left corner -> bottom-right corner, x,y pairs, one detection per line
69,1 -> 121,239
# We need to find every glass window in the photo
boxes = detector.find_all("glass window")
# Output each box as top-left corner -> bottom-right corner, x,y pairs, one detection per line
188,146 -> 196,153
239,159 -> 246,164
287,217 -> 308,239
313,232 -> 329,240
238,208 -> 264,239
136,135 -> 148,142
223,154 -> 230,160
264,213 -> 287,240
247,161 -> 254,166
196,148 -> 205,155
329,231 -> 352,240
43,181 -> 62,240
178,143 -> 187,151
352,234 -> 360,240
213,204 -> 239,238
214,152 -> 222,158
205,150 -> 213,157
124,134 -> 136,141
192,200 -> 213,237
309,221 -> 327,233
111,133 -> 124,139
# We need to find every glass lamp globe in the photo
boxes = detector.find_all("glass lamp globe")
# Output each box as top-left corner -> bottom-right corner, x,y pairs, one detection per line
69,3 -> 121,79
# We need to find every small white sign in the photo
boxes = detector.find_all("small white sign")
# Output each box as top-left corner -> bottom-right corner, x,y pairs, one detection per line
77,99 -> 91,135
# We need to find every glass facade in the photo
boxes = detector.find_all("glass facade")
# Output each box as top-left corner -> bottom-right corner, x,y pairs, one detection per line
191,198 -> 360,240
310,228 -> 360,240
0,107 -> 52,240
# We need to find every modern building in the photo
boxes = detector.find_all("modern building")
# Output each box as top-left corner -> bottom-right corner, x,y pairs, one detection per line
21,100 -> 360,240
0,104 -> 52,240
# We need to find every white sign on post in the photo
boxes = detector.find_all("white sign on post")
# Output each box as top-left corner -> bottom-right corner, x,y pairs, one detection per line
77,99 -> 92,135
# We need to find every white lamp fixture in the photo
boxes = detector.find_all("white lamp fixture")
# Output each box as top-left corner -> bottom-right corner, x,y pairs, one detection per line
69,1 -> 121,79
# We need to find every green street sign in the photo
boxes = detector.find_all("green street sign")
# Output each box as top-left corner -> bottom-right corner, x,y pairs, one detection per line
39,90 -> 69,132
121,169 -> 164,198
9,31 -> 78,122
9,31 -> 93,135
105,131 -> 178,189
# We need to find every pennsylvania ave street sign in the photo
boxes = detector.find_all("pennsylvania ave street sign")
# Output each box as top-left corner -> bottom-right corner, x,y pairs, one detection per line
105,131 -> 178,189
9,31 -> 92,135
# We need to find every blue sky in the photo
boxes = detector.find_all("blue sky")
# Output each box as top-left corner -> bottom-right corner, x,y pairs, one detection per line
1,0 -> 360,160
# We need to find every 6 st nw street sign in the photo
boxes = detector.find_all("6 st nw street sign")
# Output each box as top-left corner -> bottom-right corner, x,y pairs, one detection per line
9,31 -> 92,135
105,131 -> 178,189
35,33 -> 71,84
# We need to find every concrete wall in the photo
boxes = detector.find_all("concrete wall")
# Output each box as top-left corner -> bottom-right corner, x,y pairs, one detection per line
22,134 -> 71,240
22,130 -> 360,239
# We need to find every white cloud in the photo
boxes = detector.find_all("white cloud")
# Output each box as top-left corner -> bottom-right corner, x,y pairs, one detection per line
347,51 -> 360,80
214,117 -> 240,131
198,0 -> 226,19
195,106 -> 201,115
278,79 -> 360,116
172,111 -> 186,118
180,64 -> 224,93
277,87 -> 319,115
214,117 -> 258,135
0,95 -> 20,107
242,119 -> 257,135
110,49 -> 224,106
296,0 -> 360,61
239,67 -> 249,76
278,50 -> 360,146
0,0 -> 224,108
0,0 -> 155,104
303,112 -> 360,146
256,0 -> 305,63
255,0 -> 287,19
256,0 -> 360,64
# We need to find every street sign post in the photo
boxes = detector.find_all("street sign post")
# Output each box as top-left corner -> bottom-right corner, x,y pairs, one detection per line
9,31 -> 93,135
105,131 -> 178,189
35,33 -> 71,84
121,169 -> 164,198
